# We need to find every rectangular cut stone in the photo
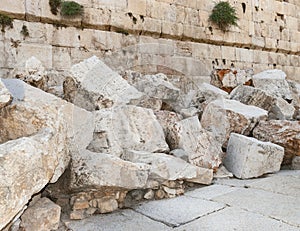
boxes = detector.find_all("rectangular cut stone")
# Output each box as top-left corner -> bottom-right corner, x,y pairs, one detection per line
185,185 -> 237,200
133,196 -> 225,227
213,188 -> 300,227
223,133 -> 284,179
175,207 -> 299,231
65,210 -> 170,231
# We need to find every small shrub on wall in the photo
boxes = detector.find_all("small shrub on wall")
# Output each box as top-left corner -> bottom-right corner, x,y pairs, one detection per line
0,14 -> 13,32
61,1 -> 83,17
49,0 -> 83,17
209,1 -> 239,32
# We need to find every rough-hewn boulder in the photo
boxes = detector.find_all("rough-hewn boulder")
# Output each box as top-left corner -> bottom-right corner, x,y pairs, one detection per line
168,116 -> 223,170
252,69 -> 292,101
121,150 -> 213,185
70,150 -> 150,190
210,68 -> 253,93
253,120 -> 300,165
64,56 -> 143,111
90,105 -> 169,157
223,133 -> 284,179
0,79 -> 93,229
20,198 -> 61,231
133,73 -> 180,103
230,85 -> 295,120
201,99 -> 268,147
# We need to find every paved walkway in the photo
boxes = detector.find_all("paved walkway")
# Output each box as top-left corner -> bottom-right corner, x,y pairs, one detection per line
63,170 -> 300,231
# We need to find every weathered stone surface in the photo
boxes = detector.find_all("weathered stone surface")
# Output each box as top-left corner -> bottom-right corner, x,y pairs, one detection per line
223,133 -> 284,179
0,78 -> 12,108
133,196 -> 225,227
210,68 -> 253,93
230,85 -> 295,120
64,56 -> 143,111
248,175 -> 300,197
213,188 -> 300,228
252,69 -> 293,101
253,120 -> 300,165
292,156 -> 300,170
70,149 -> 150,190
201,99 -> 268,147
121,150 -> 213,185
168,116 -> 223,170
133,73 -> 181,103
64,210 -> 171,231
20,197 -> 61,231
0,79 -> 93,229
154,110 -> 182,147
14,56 -> 48,91
90,105 -> 169,157
195,83 -> 229,104
175,207 -> 299,231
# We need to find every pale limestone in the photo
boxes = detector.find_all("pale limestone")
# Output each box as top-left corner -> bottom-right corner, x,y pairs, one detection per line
20,198 -> 61,231
91,105 -> 169,157
223,133 -> 284,179
121,150 -> 213,185
169,116 -> 223,170
230,85 -> 295,120
175,207 -> 299,231
252,69 -> 293,100
65,56 -> 143,111
201,99 -> 268,147
70,150 -> 150,190
133,196 -> 225,227
213,188 -> 300,227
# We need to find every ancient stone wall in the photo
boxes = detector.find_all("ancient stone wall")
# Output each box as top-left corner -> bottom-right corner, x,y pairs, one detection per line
0,0 -> 299,84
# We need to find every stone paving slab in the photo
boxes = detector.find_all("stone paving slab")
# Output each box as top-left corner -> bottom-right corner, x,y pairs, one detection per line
212,188 -> 300,228
247,175 -> 300,197
133,196 -> 225,227
63,209 -> 171,231
174,207 -> 299,231
185,184 -> 237,200
213,176 -> 267,188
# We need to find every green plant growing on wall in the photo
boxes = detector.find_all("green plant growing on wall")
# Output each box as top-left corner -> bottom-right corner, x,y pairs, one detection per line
0,14 -> 13,32
20,25 -> 29,38
209,1 -> 238,32
60,1 -> 83,17
49,0 -> 62,15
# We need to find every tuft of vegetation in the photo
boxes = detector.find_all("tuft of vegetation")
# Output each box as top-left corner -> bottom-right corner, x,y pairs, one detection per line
60,1 -> 83,17
209,1 -> 239,32
0,14 -> 13,32
20,25 -> 29,38
49,0 -> 62,15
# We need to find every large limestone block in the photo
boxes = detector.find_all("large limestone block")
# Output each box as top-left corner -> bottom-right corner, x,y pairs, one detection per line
90,105 -> 169,156
230,85 -> 295,120
0,131 -> 62,230
0,78 -> 12,108
20,197 -> 61,231
201,99 -> 268,147
253,120 -> 300,165
252,69 -> 293,101
70,150 -> 150,190
168,116 -> 223,170
132,73 -> 180,103
197,83 -> 229,103
223,133 -> 284,179
122,150 -> 213,185
0,79 -> 93,229
64,56 -> 143,111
